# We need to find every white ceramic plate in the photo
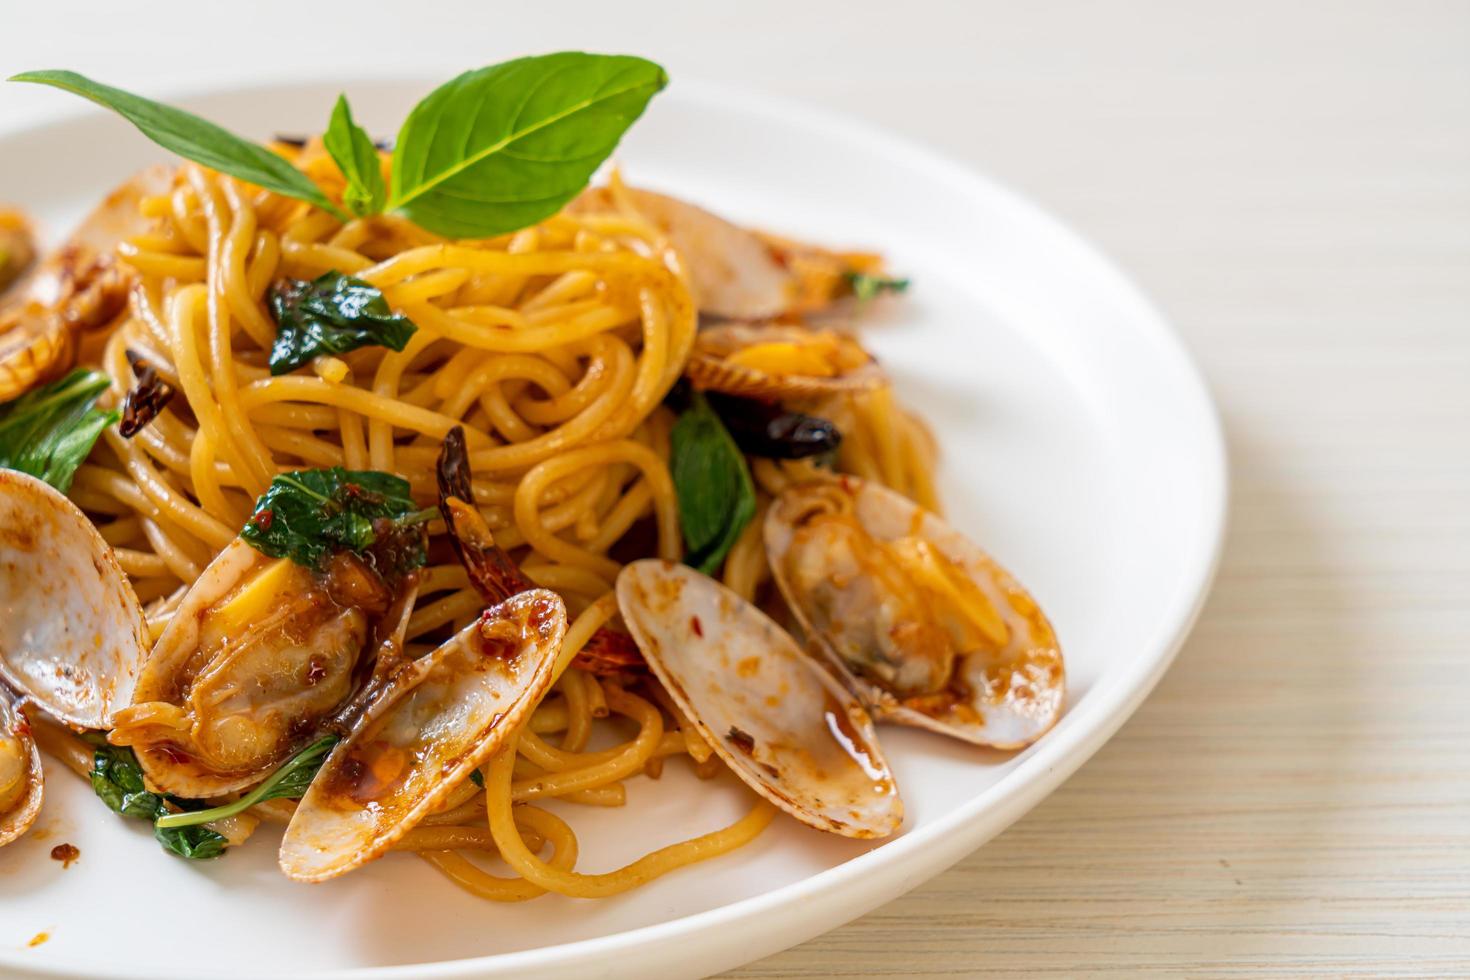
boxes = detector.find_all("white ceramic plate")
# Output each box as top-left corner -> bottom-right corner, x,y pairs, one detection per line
0,76 -> 1225,979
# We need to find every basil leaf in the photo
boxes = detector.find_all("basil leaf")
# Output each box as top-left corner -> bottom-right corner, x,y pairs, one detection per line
155,822 -> 229,860
0,368 -> 119,492
241,467 -> 430,574
9,71 -> 346,220
670,391 -> 757,574
86,739 -> 228,860
267,271 -> 417,375
846,271 -> 910,302
389,52 -> 668,238
89,740 -> 166,820
323,95 -> 386,218
155,736 -> 337,830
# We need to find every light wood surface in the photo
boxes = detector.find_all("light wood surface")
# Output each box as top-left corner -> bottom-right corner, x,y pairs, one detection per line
3,2 -> 1467,976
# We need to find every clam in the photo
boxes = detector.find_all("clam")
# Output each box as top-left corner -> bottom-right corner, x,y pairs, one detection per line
575,185 -> 796,320
280,589 -> 567,882
617,560 -> 902,839
0,700 -> 43,847
110,539 -> 420,798
22,165 -> 172,310
0,469 -> 150,848
0,469 -> 149,729
574,186 -> 891,320
0,210 -> 36,298
686,323 -> 885,401
0,166 -> 171,402
765,476 -> 1065,749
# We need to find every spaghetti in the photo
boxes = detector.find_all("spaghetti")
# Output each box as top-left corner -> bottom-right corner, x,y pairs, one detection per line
40,144 -> 933,900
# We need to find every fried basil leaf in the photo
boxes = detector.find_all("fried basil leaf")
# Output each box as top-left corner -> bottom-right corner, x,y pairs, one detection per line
0,368 -> 119,492
88,740 -> 164,820
241,467 -> 429,574
85,737 -> 229,860
267,271 -> 417,375
670,391 -> 757,574
155,822 -> 229,860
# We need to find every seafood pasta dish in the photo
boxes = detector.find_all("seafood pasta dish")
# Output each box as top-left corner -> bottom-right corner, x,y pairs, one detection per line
0,53 -> 1065,901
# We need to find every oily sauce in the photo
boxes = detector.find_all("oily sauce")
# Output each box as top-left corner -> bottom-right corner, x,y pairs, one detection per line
49,842 -> 79,868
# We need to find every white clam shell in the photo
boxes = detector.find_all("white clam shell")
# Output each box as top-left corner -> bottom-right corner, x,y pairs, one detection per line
766,477 -> 1066,749
617,560 -> 902,839
279,589 -> 567,883
0,700 -> 43,848
574,186 -> 794,320
22,165 -> 174,308
0,469 -> 147,728
686,323 -> 886,400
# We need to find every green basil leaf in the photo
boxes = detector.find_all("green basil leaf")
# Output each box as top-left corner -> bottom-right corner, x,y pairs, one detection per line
87,739 -> 229,860
267,270 -> 417,375
9,70 -> 346,220
323,95 -> 386,218
670,391 -> 757,574
389,52 -> 668,238
0,368 -> 119,492
155,736 -> 337,830
154,822 -> 229,860
846,271 -> 910,302
241,466 -> 430,573
89,741 -> 165,820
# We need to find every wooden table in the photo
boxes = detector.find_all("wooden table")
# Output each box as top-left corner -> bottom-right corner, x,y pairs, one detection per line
3,2 -> 1467,976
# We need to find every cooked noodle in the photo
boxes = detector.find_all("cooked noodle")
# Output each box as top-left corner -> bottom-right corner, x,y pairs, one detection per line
51,144 -> 935,900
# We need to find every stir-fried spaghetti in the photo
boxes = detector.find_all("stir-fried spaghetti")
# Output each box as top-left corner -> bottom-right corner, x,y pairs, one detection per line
0,56 -> 1063,907
33,146 -> 932,898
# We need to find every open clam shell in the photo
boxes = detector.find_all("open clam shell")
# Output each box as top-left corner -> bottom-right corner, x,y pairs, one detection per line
765,477 -> 1066,749
279,589 -> 567,882
686,323 -> 885,401
617,560 -> 902,839
24,165 -> 173,307
574,185 -> 796,320
0,700 -> 43,848
0,166 -> 173,402
0,469 -> 148,729
113,540 -> 280,797
113,540 -> 417,799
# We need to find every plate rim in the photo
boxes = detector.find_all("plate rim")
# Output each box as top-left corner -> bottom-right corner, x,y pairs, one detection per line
0,71 -> 1229,980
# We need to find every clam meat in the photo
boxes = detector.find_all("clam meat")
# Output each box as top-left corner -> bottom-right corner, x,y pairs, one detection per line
766,476 -> 1065,749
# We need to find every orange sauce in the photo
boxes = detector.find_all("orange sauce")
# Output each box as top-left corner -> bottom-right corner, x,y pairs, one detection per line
821,696 -> 891,791
328,740 -> 408,805
48,843 -> 79,869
